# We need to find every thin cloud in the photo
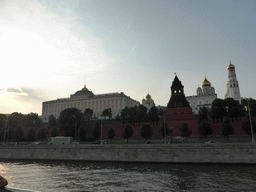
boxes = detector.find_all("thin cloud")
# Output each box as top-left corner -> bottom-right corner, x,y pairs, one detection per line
0,0 -> 115,87
6,88 -> 23,94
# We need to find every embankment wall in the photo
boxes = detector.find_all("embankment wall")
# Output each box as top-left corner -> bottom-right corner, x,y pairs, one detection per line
0,143 -> 255,164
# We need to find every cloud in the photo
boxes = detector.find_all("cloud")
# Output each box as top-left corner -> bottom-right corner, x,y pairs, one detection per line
0,0 -> 114,88
6,88 -> 23,94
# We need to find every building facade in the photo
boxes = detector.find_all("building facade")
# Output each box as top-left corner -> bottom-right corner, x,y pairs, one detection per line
186,77 -> 217,114
41,85 -> 138,122
225,60 -> 242,103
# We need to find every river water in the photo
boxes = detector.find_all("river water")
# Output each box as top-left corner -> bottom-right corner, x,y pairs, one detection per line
0,160 -> 256,192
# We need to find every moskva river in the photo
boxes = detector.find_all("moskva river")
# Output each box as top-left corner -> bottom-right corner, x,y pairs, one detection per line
0,160 -> 256,192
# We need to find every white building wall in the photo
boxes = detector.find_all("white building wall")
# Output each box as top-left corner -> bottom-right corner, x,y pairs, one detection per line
42,92 -> 137,122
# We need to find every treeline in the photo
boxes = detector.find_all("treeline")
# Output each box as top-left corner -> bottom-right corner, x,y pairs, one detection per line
197,98 -> 256,141
1,98 -> 255,143
0,112 -> 47,143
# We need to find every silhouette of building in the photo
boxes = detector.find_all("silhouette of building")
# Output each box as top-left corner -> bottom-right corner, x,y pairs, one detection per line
161,75 -> 199,137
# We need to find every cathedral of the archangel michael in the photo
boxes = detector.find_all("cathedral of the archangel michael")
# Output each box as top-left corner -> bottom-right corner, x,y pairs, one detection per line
186,77 -> 217,114
142,94 -> 155,110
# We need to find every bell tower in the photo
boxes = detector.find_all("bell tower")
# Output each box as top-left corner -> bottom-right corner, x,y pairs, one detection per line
225,60 -> 241,103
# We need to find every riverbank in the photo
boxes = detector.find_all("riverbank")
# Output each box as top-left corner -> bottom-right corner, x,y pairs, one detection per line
0,143 -> 255,164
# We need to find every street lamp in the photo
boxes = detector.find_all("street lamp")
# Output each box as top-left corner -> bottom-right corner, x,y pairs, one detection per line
101,119 -> 103,145
2,118 -> 8,145
164,117 -> 167,144
159,115 -> 167,144
170,127 -> 173,143
247,99 -> 255,143
72,115 -> 77,142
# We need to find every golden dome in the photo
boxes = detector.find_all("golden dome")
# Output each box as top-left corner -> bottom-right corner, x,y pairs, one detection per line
201,77 -> 211,87
227,60 -> 235,71
82,85 -> 88,91
150,98 -> 155,104
146,94 -> 151,99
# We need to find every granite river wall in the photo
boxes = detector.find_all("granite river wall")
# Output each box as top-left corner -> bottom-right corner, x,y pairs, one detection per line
0,143 -> 255,164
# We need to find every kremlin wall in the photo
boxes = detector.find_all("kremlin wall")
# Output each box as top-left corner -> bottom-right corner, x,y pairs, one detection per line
41,60 -> 251,140
84,117 -> 247,141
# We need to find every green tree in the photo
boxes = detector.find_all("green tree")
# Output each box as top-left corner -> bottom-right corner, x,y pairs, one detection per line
242,115 -> 256,137
14,125 -> 24,142
26,128 -> 37,141
120,106 -> 136,124
84,108 -> 93,121
115,114 -> 121,121
0,114 -> 7,129
58,108 -> 85,137
198,107 -> 209,124
148,106 -> 159,122
0,114 -> 7,141
122,124 -> 134,143
211,99 -> 227,119
48,115 -> 57,127
134,105 -> 149,123
108,128 -> 115,140
93,122 -> 101,140
51,127 -> 59,137
198,121 -> 213,141
140,124 -> 153,140
179,122 -> 192,139
101,108 -> 112,119
158,108 -> 165,117
37,127 -> 47,141
224,98 -> 245,118
221,117 -> 235,141
23,113 -> 42,127
78,125 -> 87,141
242,98 -> 256,117
8,112 -> 24,128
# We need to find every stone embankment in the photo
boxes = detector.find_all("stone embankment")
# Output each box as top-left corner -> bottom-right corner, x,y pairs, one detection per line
0,143 -> 255,164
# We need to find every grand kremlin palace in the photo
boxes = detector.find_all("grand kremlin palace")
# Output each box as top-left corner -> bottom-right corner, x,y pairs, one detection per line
41,85 -> 138,122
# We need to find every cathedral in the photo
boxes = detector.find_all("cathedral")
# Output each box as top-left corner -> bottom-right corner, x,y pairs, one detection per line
141,93 -> 155,110
186,77 -> 217,114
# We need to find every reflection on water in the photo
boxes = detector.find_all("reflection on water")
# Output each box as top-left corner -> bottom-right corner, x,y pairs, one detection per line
0,160 -> 256,192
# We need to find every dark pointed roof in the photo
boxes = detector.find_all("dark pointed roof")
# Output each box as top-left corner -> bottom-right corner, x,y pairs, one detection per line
167,75 -> 190,109
172,76 -> 182,87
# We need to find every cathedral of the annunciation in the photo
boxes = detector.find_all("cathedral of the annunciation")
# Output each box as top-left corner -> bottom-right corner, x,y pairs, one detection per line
41,60 -> 242,121
187,60 -> 241,114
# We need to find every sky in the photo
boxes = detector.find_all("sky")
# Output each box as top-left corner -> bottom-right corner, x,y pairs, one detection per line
0,0 -> 255,115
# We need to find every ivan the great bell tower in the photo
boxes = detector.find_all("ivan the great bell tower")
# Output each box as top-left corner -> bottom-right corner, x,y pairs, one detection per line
225,60 -> 242,103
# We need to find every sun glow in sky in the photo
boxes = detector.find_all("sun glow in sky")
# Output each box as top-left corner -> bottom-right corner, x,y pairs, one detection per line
0,0 -> 255,115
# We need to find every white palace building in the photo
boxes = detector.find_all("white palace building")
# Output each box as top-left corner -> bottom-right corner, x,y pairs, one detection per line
41,85 -> 138,122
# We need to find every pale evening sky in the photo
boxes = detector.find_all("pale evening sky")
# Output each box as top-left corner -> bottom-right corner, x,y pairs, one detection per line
0,0 -> 255,115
